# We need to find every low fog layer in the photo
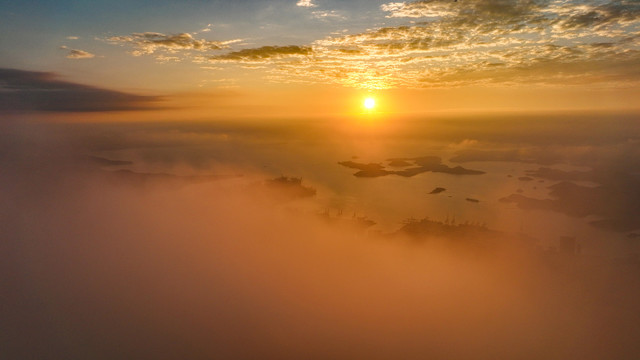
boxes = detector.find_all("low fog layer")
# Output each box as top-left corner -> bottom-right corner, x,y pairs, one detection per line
2,118 -> 639,359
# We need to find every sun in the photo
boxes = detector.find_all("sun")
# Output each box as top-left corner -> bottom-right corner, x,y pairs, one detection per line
364,97 -> 376,110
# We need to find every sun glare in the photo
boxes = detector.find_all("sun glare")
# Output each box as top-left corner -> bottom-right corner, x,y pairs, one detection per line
364,97 -> 376,110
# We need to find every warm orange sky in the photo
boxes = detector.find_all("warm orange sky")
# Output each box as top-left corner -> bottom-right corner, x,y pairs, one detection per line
1,0 -> 639,118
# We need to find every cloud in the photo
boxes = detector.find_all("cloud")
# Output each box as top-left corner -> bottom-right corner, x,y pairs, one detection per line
61,46 -> 95,59
551,0 -> 640,30
107,32 -> 234,56
66,36 -> 79,40
289,0 -> 640,88
378,0 -> 640,36
103,1 -> 640,89
312,10 -> 346,20
0,68 -> 162,112
381,1 -> 458,18
208,45 -> 313,63
296,0 -> 317,7
381,0 -> 548,22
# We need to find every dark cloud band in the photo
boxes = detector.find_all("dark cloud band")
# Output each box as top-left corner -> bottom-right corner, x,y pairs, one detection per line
0,68 -> 162,112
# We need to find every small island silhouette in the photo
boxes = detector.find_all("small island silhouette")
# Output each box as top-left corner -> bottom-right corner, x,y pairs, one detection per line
339,156 -> 485,178
265,176 -> 316,199
500,178 -> 640,232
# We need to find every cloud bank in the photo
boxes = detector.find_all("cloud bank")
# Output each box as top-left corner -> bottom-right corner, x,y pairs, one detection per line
0,68 -> 161,112
107,0 -> 640,89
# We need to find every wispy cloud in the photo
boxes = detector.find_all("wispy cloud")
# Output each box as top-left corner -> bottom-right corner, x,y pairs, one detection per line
107,32 -> 238,57
61,46 -> 95,59
549,0 -> 640,31
295,0 -> 640,88
105,1 -> 640,89
381,1 -> 457,18
312,10 -> 346,20
296,0 -> 317,8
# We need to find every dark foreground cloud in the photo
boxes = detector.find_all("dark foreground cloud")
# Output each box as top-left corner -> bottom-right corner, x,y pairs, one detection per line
0,68 -> 162,112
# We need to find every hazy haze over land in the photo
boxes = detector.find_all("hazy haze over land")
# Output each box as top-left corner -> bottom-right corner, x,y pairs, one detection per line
2,113 -> 640,359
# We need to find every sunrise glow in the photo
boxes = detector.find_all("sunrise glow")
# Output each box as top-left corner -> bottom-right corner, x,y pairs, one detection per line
364,97 -> 376,110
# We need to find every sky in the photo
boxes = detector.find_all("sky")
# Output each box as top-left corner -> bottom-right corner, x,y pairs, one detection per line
1,0 -> 640,118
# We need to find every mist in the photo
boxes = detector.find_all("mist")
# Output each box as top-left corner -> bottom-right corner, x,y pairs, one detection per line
1,118 -> 639,359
